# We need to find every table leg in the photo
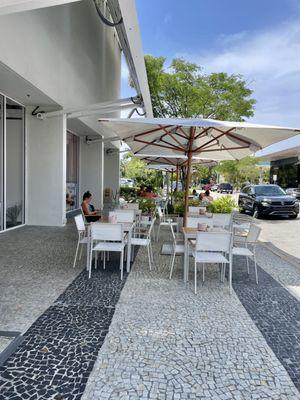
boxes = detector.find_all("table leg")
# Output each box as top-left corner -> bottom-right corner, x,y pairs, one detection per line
86,226 -> 91,272
127,229 -> 132,273
184,236 -> 188,282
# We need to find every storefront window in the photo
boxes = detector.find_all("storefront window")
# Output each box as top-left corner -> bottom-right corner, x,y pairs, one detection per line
66,131 -> 79,211
5,98 -> 25,229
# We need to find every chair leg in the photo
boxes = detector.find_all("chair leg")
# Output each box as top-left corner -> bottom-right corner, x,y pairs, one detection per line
229,261 -> 232,294
88,249 -> 93,279
103,251 -> 106,270
149,241 -> 155,267
246,256 -> 249,274
95,252 -> 98,270
107,252 -> 110,261
120,250 -> 124,280
169,251 -> 176,279
147,244 -> 152,270
253,248 -> 258,284
202,263 -> 205,282
156,224 -> 160,241
194,261 -> 197,294
73,240 -> 80,268
79,243 -> 83,260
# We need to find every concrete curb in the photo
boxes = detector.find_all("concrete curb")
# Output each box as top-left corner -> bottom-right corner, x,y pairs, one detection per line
260,241 -> 300,269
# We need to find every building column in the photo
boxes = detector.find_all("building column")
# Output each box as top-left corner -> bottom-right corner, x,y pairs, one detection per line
80,138 -> 104,209
103,150 -> 120,196
26,111 -> 66,226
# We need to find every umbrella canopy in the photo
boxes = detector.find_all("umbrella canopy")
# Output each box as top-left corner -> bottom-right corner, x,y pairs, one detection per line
99,117 -> 300,225
99,117 -> 300,161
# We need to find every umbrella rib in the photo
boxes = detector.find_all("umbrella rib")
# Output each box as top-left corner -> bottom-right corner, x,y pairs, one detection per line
133,125 -> 173,139
198,145 -> 249,153
194,127 -> 212,140
160,137 -> 186,152
194,130 -> 229,152
133,139 -> 186,153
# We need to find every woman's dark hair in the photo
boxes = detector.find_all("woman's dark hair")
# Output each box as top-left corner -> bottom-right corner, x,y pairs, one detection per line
205,190 -> 210,196
146,186 -> 152,193
192,189 -> 197,195
83,191 -> 92,201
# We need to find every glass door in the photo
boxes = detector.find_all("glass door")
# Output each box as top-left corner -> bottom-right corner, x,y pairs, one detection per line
5,98 -> 25,229
0,94 -> 3,231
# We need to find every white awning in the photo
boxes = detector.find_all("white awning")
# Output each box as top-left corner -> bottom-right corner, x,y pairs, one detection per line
0,0 -> 81,15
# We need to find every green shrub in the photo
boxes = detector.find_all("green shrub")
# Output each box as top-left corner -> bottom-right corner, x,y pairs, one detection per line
137,198 -> 156,214
119,187 -> 139,201
206,196 -> 237,213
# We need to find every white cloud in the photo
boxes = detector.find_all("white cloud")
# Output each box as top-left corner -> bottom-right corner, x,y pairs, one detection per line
178,18 -> 300,128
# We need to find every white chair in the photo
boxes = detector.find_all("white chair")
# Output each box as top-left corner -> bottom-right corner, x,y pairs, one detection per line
231,224 -> 261,284
212,213 -> 232,229
73,214 -> 89,268
111,209 -> 135,224
169,223 -> 193,279
88,223 -> 126,280
192,231 -> 233,294
131,217 -> 156,270
186,216 -> 211,228
156,205 -> 177,241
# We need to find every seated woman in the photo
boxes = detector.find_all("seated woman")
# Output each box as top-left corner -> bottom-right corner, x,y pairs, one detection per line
144,186 -> 157,199
81,191 -> 100,222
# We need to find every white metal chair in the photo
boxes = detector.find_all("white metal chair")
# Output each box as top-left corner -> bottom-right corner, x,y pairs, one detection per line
192,231 -> 233,294
212,213 -> 233,229
156,205 -> 177,241
169,223 -> 193,279
88,223 -> 126,280
186,216 -> 212,228
131,217 -> 156,270
231,224 -> 261,284
111,209 -> 135,224
73,214 -> 89,268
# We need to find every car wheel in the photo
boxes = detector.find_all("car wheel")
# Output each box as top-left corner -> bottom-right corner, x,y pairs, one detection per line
289,214 -> 298,219
239,206 -> 246,214
253,205 -> 261,219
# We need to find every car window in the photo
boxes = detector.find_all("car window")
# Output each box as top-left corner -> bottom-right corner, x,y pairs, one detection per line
254,185 -> 286,196
242,186 -> 250,194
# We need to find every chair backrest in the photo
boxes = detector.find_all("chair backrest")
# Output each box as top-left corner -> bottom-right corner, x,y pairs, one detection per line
246,224 -> 261,244
113,209 -> 135,223
124,203 -> 139,210
212,213 -> 232,228
196,231 -> 232,253
186,216 -> 211,228
75,214 -> 85,232
91,223 -> 123,242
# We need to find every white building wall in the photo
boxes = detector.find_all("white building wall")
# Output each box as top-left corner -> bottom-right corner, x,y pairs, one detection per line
26,112 -> 66,226
0,0 -> 121,108
0,0 -> 121,227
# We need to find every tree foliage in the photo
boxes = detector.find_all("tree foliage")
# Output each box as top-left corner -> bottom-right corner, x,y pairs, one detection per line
120,153 -> 163,188
213,157 -> 268,188
145,55 -> 256,121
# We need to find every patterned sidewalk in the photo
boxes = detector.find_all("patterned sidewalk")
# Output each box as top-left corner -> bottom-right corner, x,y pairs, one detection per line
82,233 -> 300,400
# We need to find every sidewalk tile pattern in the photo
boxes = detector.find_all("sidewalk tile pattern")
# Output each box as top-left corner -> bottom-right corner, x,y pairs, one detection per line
232,255 -> 300,391
0,256 -> 127,400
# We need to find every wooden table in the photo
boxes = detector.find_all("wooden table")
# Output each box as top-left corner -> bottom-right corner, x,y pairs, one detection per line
86,221 -> 135,275
182,227 -> 227,282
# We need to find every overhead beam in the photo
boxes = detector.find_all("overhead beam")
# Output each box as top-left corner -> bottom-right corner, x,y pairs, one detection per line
0,0 -> 81,15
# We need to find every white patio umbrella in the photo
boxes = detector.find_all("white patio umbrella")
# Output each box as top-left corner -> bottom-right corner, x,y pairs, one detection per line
99,117 -> 300,225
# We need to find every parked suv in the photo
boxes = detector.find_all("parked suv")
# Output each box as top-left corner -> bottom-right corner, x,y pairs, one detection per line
217,183 -> 233,194
238,184 -> 299,219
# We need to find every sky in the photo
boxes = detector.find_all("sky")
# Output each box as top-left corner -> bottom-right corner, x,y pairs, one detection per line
121,0 -> 300,155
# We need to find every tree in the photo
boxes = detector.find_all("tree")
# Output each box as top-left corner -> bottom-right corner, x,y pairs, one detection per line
213,157 -> 265,188
144,55 -> 256,121
121,153 -> 163,188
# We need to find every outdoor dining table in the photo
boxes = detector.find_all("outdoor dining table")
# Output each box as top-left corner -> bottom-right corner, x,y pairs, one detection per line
182,226 -> 228,282
86,220 -> 135,274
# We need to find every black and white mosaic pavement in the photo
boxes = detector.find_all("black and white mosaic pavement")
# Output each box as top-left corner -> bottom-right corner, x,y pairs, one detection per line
232,255 -> 300,391
0,254 -> 128,400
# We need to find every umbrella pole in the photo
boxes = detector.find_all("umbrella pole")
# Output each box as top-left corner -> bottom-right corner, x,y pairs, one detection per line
184,127 -> 196,227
